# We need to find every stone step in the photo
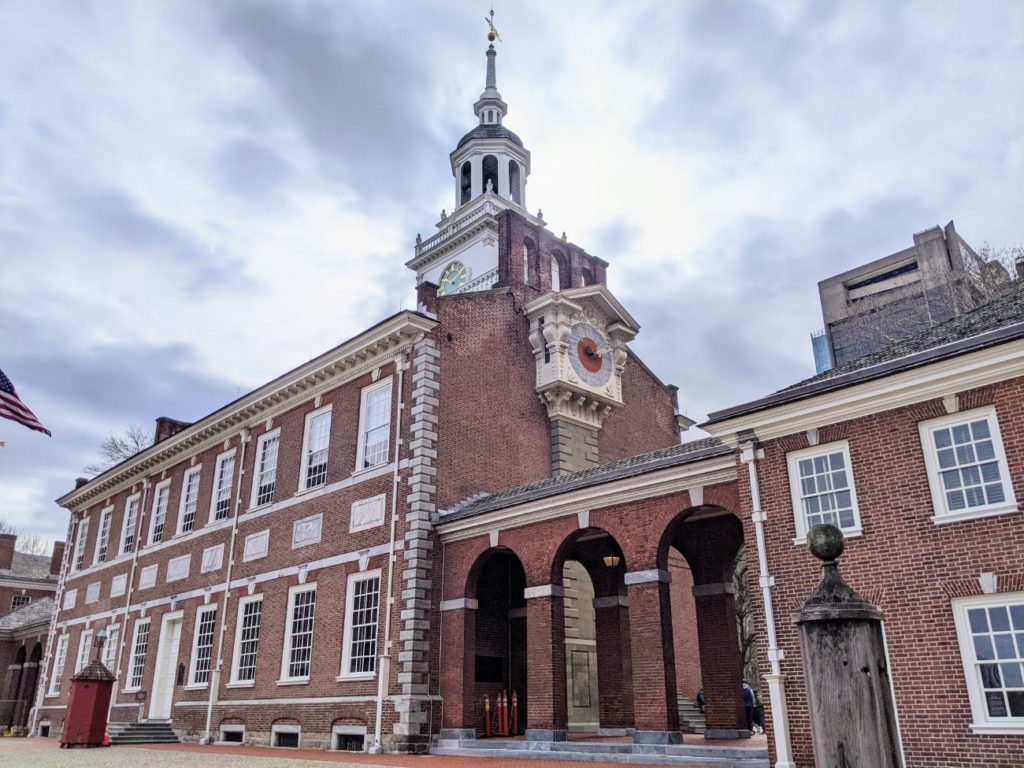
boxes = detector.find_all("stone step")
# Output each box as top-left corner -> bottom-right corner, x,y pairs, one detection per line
432,746 -> 768,767
433,738 -> 768,768
108,721 -> 179,745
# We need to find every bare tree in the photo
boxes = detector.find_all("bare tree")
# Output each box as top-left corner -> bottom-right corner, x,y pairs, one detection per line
83,424 -> 153,475
0,519 -> 49,555
733,546 -> 760,691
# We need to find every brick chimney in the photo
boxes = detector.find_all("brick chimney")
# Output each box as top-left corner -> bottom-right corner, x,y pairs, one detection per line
75,477 -> 89,489
154,416 -> 191,444
0,533 -> 15,571
50,541 -> 66,575
417,281 -> 439,315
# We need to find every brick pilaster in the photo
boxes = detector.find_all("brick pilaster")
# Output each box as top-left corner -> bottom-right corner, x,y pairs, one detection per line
594,600 -> 634,730
625,572 -> 680,737
524,589 -> 567,738
439,602 -> 476,729
693,585 -> 746,732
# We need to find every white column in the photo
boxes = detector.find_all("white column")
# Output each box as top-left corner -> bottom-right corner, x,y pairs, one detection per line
471,156 -> 483,199
498,155 -> 510,199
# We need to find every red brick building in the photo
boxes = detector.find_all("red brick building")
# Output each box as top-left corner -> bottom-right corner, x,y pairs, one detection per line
0,533 -> 62,733
35,28 -> 1024,768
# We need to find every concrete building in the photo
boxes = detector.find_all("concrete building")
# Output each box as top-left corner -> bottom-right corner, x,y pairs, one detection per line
815,221 -> 1011,370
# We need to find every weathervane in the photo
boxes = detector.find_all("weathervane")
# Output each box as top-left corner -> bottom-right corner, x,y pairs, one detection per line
485,7 -> 502,43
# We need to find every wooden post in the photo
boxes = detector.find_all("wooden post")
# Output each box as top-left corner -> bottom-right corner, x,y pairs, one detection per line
795,524 -> 903,768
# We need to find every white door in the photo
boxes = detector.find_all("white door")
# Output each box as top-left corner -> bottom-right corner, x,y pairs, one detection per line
149,616 -> 182,720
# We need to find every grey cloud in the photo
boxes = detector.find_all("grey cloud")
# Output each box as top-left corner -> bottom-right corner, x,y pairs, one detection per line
213,139 -> 294,202
215,1 -> 452,206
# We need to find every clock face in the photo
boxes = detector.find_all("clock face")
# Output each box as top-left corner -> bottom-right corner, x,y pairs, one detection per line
568,322 -> 612,387
438,261 -> 468,295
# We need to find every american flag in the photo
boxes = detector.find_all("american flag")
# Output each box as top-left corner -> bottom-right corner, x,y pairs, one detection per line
0,367 -> 51,436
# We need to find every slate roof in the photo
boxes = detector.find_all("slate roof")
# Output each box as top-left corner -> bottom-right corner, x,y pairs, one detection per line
705,281 -> 1024,425
0,597 -> 55,636
439,437 -> 731,523
0,551 -> 56,583
456,123 -> 525,150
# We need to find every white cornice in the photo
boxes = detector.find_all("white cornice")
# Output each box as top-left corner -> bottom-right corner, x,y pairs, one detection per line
58,313 -> 437,511
703,339 -> 1024,446
435,457 -> 736,543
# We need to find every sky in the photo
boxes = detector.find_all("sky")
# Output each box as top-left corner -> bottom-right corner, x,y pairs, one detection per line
1,0 -> 1022,548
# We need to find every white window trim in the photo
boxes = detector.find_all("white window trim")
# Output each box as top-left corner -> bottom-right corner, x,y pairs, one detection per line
47,634 -> 69,697
209,449 -> 237,524
279,582 -> 317,684
186,604 -> 218,688
177,464 -> 203,535
102,623 -> 120,673
72,517 -> 89,572
249,428 -> 281,510
952,591 -> 1024,734
355,377 -> 393,473
93,507 -> 113,569
298,404 -> 333,492
124,617 -> 151,692
228,593 -> 263,686
338,568 -> 382,681
218,724 -> 246,743
786,440 -> 863,544
148,478 -> 172,545
75,628 -> 94,674
120,493 -> 141,555
919,406 -> 1019,525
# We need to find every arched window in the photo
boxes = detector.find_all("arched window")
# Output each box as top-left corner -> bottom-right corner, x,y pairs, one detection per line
552,251 -> 570,291
509,160 -> 521,204
482,155 -> 498,195
523,241 -> 530,285
551,258 -> 560,292
581,268 -> 594,286
460,161 -> 472,205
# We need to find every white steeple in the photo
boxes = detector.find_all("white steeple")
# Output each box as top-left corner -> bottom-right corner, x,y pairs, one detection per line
449,14 -> 530,211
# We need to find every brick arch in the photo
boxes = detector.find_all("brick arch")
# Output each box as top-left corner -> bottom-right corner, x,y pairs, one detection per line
656,505 -> 742,579
549,526 -> 627,598
465,544 -> 527,599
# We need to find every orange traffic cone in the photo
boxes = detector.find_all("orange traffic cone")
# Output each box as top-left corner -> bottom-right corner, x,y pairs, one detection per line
102,727 -> 110,747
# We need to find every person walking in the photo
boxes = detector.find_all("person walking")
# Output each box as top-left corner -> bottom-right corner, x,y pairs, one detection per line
742,680 -> 755,732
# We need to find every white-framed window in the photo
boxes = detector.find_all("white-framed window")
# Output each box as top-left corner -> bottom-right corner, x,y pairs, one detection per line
74,628 -> 94,673
103,623 -> 120,672
250,429 -> 280,508
356,379 -> 392,471
953,592 -> 1024,733
126,618 -> 151,691
93,507 -> 113,565
340,569 -> 381,679
230,594 -> 263,685
178,465 -> 202,534
920,407 -> 1018,524
300,406 -> 332,490
280,583 -> 317,682
121,494 -> 140,555
47,635 -> 69,696
210,449 -> 236,522
72,517 -> 89,572
149,479 -> 171,544
11,594 -> 31,610
786,440 -> 861,543
188,605 -> 218,687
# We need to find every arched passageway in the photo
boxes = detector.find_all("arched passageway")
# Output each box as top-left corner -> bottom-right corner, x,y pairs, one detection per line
553,528 -> 634,735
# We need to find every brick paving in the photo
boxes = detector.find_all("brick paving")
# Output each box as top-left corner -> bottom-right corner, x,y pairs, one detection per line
0,738 -> 762,768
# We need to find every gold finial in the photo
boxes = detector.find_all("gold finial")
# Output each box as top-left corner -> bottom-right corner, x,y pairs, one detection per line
485,8 -> 502,43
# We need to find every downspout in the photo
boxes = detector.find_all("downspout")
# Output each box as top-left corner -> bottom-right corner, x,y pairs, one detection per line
740,440 -> 795,768
203,427 -> 249,744
371,351 -> 409,753
29,512 -> 75,735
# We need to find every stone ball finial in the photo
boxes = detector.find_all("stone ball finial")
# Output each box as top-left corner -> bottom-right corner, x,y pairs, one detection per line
807,523 -> 844,562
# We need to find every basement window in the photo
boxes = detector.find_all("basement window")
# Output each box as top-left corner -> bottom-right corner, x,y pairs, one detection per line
218,725 -> 244,744
333,725 -> 367,752
272,724 -> 300,748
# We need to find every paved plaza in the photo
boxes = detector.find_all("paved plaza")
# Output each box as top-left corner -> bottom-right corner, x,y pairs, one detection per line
0,739 -> 751,768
